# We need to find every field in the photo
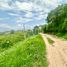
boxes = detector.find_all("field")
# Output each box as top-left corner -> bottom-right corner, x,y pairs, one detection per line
0,34 -> 48,67
0,32 -> 25,52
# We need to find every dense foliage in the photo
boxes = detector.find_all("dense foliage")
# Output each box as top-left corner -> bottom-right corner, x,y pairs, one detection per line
33,26 -> 41,35
0,35 -> 47,67
43,4 -> 67,33
43,4 -> 67,39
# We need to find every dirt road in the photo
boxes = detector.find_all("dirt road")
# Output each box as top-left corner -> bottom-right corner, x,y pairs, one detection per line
41,33 -> 67,67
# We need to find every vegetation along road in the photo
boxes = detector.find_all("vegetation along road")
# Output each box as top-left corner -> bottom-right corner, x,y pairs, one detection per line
41,33 -> 67,67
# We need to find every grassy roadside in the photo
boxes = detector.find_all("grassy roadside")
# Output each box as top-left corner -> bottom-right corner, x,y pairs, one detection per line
56,33 -> 67,40
47,37 -> 54,45
0,34 -> 48,67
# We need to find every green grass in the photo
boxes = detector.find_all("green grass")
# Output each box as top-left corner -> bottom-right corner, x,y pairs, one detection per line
62,33 -> 67,39
47,37 -> 54,45
0,35 -> 48,67
56,33 -> 67,40
0,32 -> 27,52
0,32 -> 25,48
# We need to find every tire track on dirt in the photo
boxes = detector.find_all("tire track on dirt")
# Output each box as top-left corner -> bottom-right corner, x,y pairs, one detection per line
41,33 -> 67,67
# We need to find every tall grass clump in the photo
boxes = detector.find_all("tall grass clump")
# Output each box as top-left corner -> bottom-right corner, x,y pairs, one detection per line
0,35 -> 48,67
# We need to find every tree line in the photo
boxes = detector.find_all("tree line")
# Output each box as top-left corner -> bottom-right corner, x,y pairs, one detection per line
43,4 -> 67,34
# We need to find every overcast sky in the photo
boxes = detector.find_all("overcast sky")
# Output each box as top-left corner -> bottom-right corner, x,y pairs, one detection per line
0,0 -> 67,32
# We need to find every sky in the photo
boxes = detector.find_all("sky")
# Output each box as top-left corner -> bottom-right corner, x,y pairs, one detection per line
0,0 -> 67,32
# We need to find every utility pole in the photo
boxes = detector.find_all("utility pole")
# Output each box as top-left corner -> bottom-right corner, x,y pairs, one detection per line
23,23 -> 26,39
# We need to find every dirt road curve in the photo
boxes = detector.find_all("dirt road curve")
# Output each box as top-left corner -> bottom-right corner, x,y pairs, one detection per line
41,33 -> 67,67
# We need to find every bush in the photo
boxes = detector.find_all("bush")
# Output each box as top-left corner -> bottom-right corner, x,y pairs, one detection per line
0,40 -> 13,48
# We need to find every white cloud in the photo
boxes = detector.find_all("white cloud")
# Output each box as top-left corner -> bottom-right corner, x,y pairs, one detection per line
25,12 -> 33,18
8,13 -> 19,16
17,24 -> 21,27
42,0 -> 61,8
0,0 -> 61,11
15,1 -> 44,12
0,23 -> 24,30
0,24 -> 11,29
33,4 -> 43,12
17,23 -> 23,27
0,1 -> 11,10
16,17 -> 32,23
15,1 -> 33,11
35,14 -> 46,20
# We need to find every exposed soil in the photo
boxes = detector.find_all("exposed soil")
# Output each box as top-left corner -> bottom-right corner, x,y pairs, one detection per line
41,33 -> 67,67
